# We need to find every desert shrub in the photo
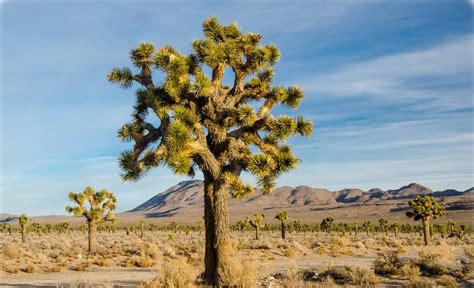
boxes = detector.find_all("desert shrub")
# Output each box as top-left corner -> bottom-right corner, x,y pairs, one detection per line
140,243 -> 160,260
403,278 -> 435,288
5,265 -> 20,273
374,251 -> 406,276
137,257 -> 154,268
158,258 -> 198,287
2,243 -> 25,259
399,263 -> 420,280
23,264 -> 36,273
436,275 -> 459,288
284,247 -> 297,258
58,282 -> 113,288
318,265 -> 378,286
49,265 -> 61,272
96,258 -> 110,267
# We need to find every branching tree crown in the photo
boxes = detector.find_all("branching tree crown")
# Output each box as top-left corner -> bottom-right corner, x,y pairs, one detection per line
65,186 -> 116,223
108,17 -> 312,196
406,196 -> 446,221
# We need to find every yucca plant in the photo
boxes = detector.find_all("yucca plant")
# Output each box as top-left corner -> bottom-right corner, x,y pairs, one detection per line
391,223 -> 401,237
320,217 -> 334,234
275,211 -> 288,240
19,214 -> 29,244
30,222 -> 43,236
108,17 -> 311,286
406,196 -> 446,245
378,218 -> 389,236
65,186 -> 116,254
362,220 -> 372,236
249,214 -> 265,240
139,219 -> 145,238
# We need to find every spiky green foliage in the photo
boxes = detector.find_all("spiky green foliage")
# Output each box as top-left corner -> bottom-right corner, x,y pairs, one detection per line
320,217 -> 334,233
275,210 -> 288,222
406,196 -> 446,221
65,186 -> 116,223
108,17 -> 312,195
406,196 -> 445,245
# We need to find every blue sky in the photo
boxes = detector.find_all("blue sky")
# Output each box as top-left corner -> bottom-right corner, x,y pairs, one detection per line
1,0 -> 472,216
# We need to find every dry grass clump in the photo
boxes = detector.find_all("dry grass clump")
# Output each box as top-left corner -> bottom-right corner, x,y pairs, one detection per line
2,243 -> 25,259
436,275 -> 459,288
48,264 -> 62,272
95,258 -> 110,267
152,258 -> 198,287
220,258 -> 259,287
328,237 -> 354,256
23,264 -> 36,273
58,281 -> 113,288
4,264 -> 20,274
318,265 -> 379,286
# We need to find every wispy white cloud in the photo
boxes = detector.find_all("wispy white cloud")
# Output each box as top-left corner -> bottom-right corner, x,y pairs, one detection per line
302,35 -> 473,111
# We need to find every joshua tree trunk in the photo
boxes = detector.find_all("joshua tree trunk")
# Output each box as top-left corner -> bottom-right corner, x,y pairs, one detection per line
281,221 -> 286,240
422,217 -> 430,246
88,220 -> 98,254
203,178 -> 232,286
21,228 -> 26,244
140,227 -> 144,238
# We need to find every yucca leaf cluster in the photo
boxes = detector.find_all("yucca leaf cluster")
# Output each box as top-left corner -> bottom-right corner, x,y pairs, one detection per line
65,186 -> 117,223
406,196 -> 446,221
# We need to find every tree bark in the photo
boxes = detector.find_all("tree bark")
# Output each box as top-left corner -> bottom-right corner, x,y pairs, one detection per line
422,217 -> 430,246
281,221 -> 286,240
88,220 -> 97,254
21,228 -> 26,244
203,178 -> 232,287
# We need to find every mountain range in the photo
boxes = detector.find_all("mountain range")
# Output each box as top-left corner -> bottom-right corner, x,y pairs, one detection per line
2,181 -> 472,224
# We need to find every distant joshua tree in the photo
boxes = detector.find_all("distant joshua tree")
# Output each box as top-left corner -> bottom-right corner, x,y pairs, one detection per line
65,186 -> 116,254
320,217 -> 334,234
275,211 -> 288,239
391,223 -> 401,237
30,222 -> 43,236
19,214 -> 29,244
406,196 -> 446,245
139,219 -> 145,238
378,218 -> 389,236
362,220 -> 372,236
249,214 -> 265,240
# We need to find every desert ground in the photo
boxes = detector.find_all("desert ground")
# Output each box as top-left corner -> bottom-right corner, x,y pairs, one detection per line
1,227 -> 473,287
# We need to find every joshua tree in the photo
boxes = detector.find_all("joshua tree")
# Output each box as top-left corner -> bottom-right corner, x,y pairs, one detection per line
320,217 -> 334,234
275,210 -> 288,239
19,214 -> 29,244
447,220 -> 456,235
391,223 -> 401,237
65,186 -> 116,254
406,196 -> 446,246
378,218 -> 389,236
362,220 -> 372,236
108,17 -> 311,285
31,222 -> 43,236
139,219 -> 145,238
249,214 -> 265,240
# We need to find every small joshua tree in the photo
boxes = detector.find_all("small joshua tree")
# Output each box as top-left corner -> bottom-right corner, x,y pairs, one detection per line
391,223 -> 401,237
19,214 -> 29,244
362,220 -> 372,236
447,220 -> 456,236
249,214 -> 265,240
139,219 -> 145,238
320,217 -> 334,234
275,210 -> 288,239
378,218 -> 389,236
406,196 -> 446,246
65,186 -> 116,254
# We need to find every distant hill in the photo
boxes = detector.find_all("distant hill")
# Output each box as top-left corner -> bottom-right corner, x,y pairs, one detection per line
2,182 -> 472,224
119,181 -> 473,224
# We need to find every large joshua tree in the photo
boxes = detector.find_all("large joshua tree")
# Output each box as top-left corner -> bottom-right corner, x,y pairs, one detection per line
65,187 -> 116,254
107,17 -> 312,285
406,196 -> 446,246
